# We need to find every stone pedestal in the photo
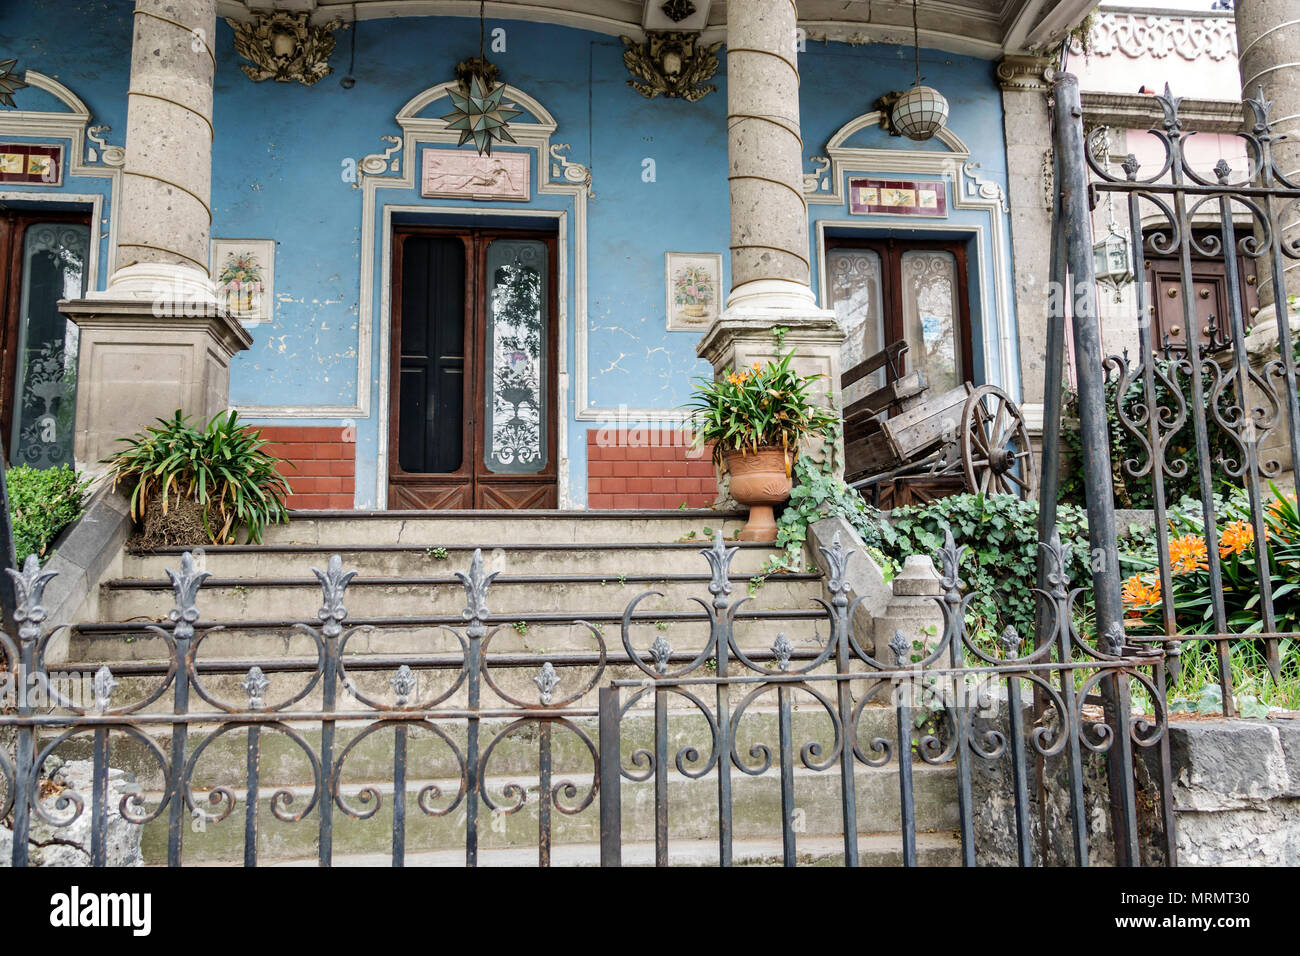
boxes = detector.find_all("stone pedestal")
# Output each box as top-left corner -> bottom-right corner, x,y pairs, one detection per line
696,310 -> 845,504
61,299 -> 252,470
874,555 -> 944,664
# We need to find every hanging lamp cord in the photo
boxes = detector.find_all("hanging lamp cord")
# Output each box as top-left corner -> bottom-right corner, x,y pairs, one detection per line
912,0 -> 922,87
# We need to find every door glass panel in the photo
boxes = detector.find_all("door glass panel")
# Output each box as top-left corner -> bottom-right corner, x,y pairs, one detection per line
484,239 -> 547,474
826,248 -> 884,403
900,250 -> 961,395
398,236 -> 465,474
10,222 -> 89,468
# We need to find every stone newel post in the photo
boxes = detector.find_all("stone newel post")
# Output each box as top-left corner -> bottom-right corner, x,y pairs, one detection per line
697,0 -> 844,493
60,0 -> 250,471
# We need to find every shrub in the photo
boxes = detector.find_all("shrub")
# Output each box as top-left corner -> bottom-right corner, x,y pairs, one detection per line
104,409 -> 291,545
5,464 -> 91,563
877,493 -> 1092,645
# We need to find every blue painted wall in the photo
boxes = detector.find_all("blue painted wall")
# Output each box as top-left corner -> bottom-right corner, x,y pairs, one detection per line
0,2 -> 1017,506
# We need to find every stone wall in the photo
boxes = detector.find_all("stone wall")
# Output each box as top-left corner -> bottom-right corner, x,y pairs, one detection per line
973,710 -> 1300,866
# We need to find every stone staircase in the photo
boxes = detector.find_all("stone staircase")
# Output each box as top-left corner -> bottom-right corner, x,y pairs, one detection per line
58,509 -> 961,866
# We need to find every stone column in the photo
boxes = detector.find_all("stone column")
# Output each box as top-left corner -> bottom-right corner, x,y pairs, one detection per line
723,0 -> 815,312
1236,3 -> 1300,488
996,54 -> 1057,469
698,0 -> 844,488
1237,0 -> 1300,312
61,0 -> 250,470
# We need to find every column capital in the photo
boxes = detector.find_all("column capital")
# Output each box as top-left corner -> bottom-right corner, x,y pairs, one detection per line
995,54 -> 1058,93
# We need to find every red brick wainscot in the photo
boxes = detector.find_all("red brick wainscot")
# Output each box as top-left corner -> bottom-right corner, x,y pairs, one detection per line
256,425 -> 356,510
586,428 -> 717,509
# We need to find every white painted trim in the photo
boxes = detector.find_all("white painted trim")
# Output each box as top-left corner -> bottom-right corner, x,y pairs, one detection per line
0,191 -> 104,292
0,71 -> 123,284
808,108 -> 1019,401
242,78 -> 686,464
240,82 -> 588,425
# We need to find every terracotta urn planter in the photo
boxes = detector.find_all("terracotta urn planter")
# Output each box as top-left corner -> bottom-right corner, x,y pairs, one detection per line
724,446 -> 792,542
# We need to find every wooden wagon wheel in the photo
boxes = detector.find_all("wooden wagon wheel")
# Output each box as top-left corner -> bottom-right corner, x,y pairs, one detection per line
960,385 -> 1037,498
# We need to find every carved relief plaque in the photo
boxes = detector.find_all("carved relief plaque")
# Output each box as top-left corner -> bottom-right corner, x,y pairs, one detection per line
421,149 -> 531,202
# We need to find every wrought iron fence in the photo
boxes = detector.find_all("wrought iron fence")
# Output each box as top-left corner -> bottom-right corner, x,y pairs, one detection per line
1049,75 -> 1300,718
599,530 -> 1174,867
0,529 -> 1174,867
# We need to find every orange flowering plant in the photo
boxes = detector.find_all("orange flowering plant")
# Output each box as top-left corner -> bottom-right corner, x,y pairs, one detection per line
1122,484 -> 1300,635
685,350 -> 838,468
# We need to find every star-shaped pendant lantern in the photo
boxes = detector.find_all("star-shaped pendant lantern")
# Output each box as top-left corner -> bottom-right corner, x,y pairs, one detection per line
441,69 -> 522,156
0,59 -> 29,108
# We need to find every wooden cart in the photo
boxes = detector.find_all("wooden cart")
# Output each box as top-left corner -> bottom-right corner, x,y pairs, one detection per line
842,340 -> 1036,506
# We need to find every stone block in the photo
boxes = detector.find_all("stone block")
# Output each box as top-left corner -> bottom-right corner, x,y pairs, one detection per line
806,515 -> 891,650
0,759 -> 143,867
60,297 -> 252,472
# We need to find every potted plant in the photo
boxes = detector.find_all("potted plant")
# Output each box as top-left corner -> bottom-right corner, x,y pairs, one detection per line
685,351 -> 837,542
104,409 -> 292,547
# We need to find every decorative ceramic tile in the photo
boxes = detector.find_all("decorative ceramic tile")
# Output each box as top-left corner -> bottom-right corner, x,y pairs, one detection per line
0,143 -> 62,185
666,252 -> 722,331
211,238 -> 275,325
848,177 -> 946,217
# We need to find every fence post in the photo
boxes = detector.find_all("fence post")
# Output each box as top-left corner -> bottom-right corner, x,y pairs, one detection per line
1051,72 -> 1139,866
0,443 -> 18,629
598,685 -> 621,867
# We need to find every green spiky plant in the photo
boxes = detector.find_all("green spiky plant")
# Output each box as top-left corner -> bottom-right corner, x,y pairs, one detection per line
103,409 -> 292,545
684,350 -> 837,469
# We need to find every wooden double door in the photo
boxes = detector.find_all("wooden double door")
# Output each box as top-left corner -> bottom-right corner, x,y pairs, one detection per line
388,226 -> 559,509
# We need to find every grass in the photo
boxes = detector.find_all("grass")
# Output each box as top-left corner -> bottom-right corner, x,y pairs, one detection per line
1165,636 -> 1300,714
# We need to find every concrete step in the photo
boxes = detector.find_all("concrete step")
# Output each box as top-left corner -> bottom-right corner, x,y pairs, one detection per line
260,510 -> 747,547
136,761 -> 960,864
122,542 -> 790,580
98,572 -> 824,622
45,652 -> 864,716
46,706 -> 922,786
255,832 -> 963,867
69,609 -> 833,663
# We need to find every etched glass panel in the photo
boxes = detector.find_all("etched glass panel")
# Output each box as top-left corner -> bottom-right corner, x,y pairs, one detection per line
484,239 -> 547,473
900,250 -> 961,395
10,222 -> 89,469
826,248 -> 884,404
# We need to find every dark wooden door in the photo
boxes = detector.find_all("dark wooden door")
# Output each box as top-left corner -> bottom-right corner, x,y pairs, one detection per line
0,210 -> 91,467
389,227 -> 558,510
1146,252 -> 1260,355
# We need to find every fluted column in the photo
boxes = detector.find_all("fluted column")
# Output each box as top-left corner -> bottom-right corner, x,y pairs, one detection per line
105,0 -> 217,301
1237,0 -> 1300,310
723,0 -> 816,311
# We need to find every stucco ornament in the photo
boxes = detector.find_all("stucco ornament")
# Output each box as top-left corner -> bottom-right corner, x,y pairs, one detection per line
620,32 -> 722,102
0,58 -> 28,108
227,11 -> 342,86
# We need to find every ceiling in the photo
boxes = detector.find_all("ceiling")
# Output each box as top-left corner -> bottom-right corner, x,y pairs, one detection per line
216,0 -> 1094,58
